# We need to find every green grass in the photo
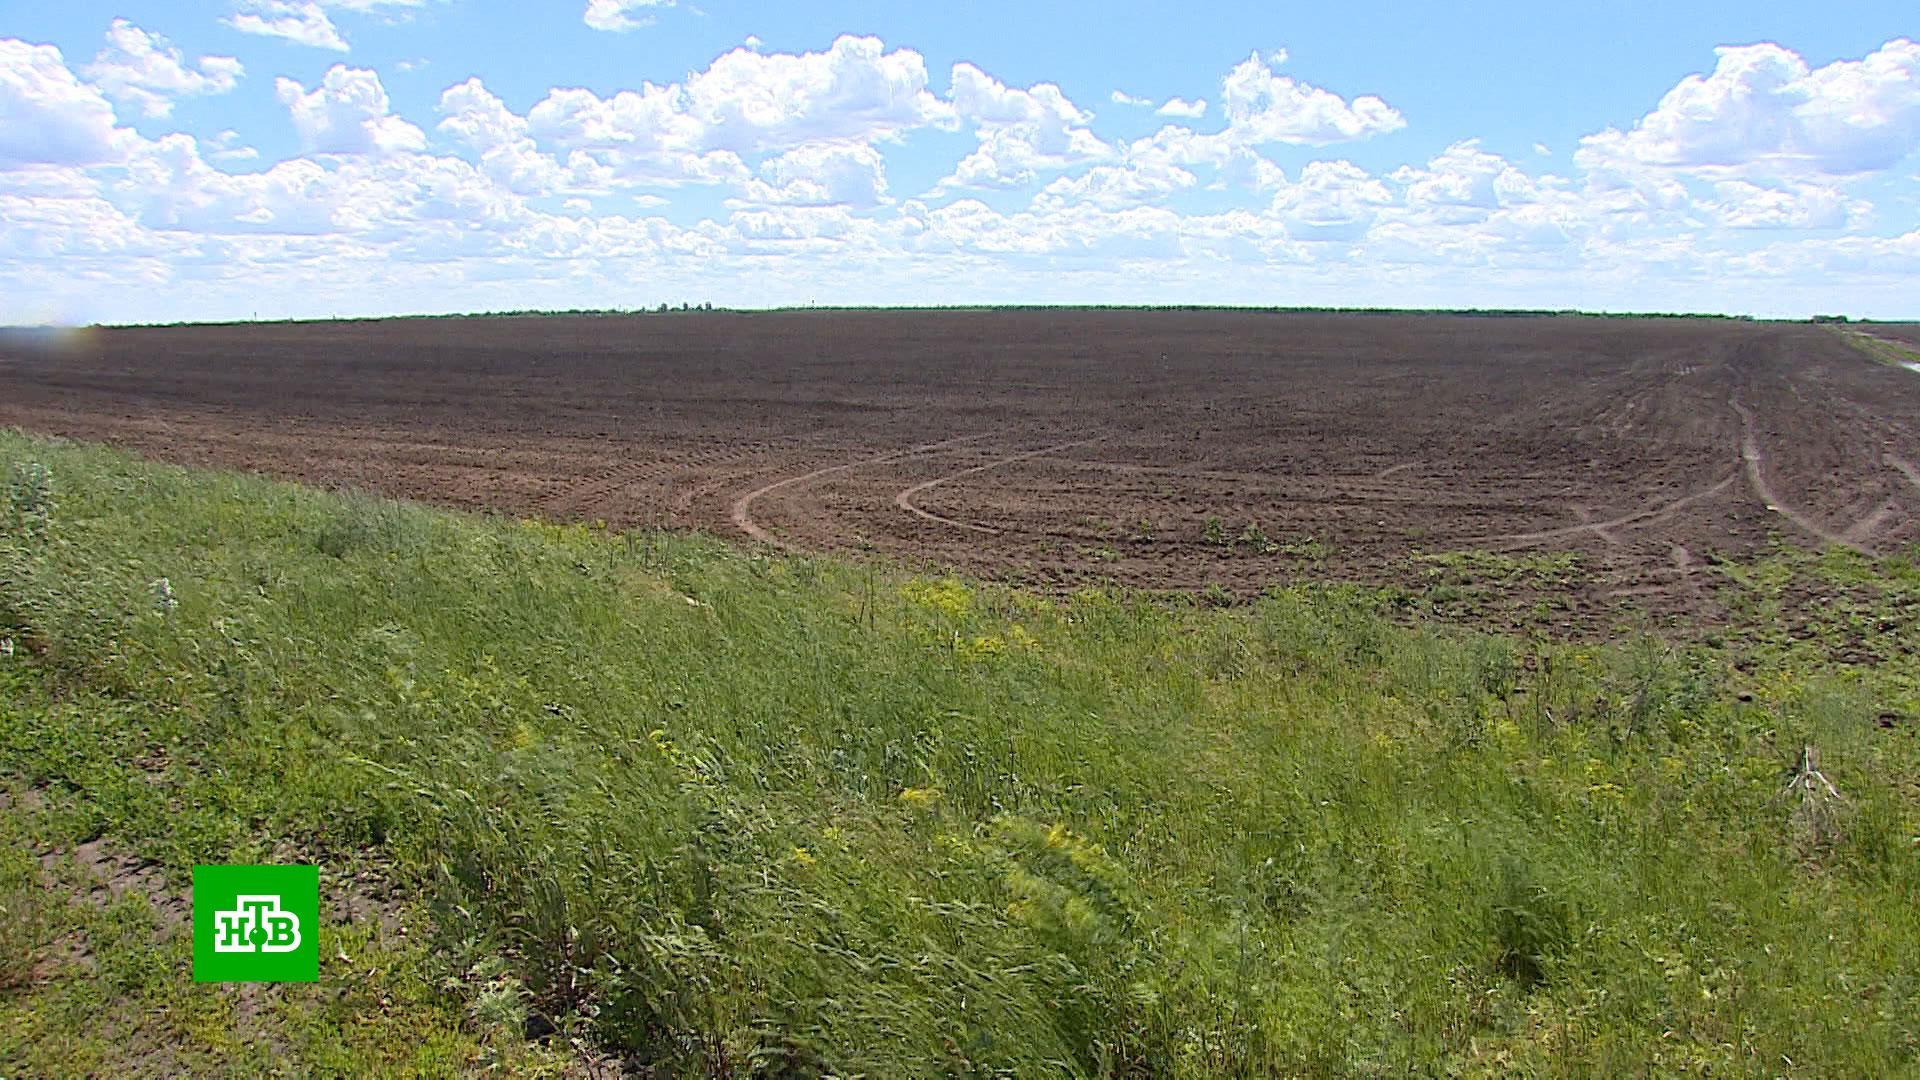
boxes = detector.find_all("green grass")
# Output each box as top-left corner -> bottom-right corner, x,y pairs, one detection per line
2,430 -> 1918,1076
1834,327 -> 1920,369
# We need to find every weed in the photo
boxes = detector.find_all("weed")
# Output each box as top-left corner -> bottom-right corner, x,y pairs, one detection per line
0,838 -> 51,990
5,462 -> 54,543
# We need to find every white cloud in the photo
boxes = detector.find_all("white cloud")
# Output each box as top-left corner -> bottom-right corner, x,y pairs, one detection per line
324,0 -> 431,12
224,0 -> 426,51
1114,50 -> 1404,179
949,63 -> 1089,131
1269,159 -> 1395,240
687,37 -> 953,153
0,40 -> 127,169
521,83 -> 750,186
1031,160 -> 1196,210
109,131 -> 574,246
936,64 -> 1110,190
1576,38 -> 1920,178
208,129 -> 260,162
1110,89 -> 1150,107
439,77 -> 599,194
1756,227 -> 1920,277
277,66 -> 427,155
1389,140 -> 1544,218
525,35 -> 951,170
1707,179 -> 1862,230
226,2 -> 349,52
84,20 -> 244,120
733,142 -> 889,207
584,0 -> 675,32
1126,123 -> 1235,171
730,204 -> 858,243
1219,49 -> 1405,146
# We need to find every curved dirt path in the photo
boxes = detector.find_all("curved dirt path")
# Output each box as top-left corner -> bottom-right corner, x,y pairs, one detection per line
729,434 -> 984,546
1729,393 -> 1866,554
1571,505 -> 1624,548
893,438 -> 1101,535
1886,455 -> 1920,497
1474,471 -> 1739,549
1844,504 -> 1899,545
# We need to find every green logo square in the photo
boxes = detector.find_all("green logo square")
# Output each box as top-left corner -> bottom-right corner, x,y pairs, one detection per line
192,865 -> 320,983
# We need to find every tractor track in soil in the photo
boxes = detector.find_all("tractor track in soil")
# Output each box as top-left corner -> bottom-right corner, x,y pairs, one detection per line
893,438 -> 1103,535
729,435 -> 987,547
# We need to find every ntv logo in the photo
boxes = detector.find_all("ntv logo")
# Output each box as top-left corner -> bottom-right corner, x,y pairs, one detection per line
213,894 -> 302,954
193,865 -> 320,982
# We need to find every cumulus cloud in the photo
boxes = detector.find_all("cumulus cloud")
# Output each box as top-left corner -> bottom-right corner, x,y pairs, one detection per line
584,0 -> 675,32
438,77 -> 610,194
525,35 -> 950,172
277,66 -> 427,155
936,64 -> 1110,190
1576,38 -> 1920,178
1268,159 -> 1395,240
1388,140 -> 1546,219
1031,160 -> 1197,210
686,37 -> 953,153
1707,179 -> 1863,230
0,40 -> 127,169
226,2 -> 349,51
207,129 -> 260,162
1110,49 -> 1404,181
436,35 -> 956,191
1110,89 -> 1150,107
225,0 -> 427,52
1219,50 -> 1405,146
85,20 -> 244,120
733,142 -> 889,207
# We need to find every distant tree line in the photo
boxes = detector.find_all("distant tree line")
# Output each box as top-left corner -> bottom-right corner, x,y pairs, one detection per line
101,305 -> 1909,331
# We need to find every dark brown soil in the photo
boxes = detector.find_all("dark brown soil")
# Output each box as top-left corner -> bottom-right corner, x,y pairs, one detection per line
1866,323 -> 1920,348
5,311 -> 1918,632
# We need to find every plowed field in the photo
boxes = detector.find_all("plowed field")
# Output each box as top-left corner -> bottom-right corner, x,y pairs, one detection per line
6,311 -> 1918,631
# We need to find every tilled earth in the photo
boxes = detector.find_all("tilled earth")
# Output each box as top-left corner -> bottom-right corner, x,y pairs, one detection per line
5,310 -> 1919,634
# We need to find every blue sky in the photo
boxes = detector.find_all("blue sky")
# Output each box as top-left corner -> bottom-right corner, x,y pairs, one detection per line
2,1 -> 1917,323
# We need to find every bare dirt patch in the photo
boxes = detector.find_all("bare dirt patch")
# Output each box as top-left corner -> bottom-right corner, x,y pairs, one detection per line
5,311 -> 1919,632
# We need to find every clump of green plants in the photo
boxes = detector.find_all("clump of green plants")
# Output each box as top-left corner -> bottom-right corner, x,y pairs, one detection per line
1200,517 -> 1324,559
5,462 -> 54,543
1238,521 -> 1278,554
0,838 -> 51,991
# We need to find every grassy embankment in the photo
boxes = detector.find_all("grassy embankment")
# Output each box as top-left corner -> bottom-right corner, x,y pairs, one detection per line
1,429 -> 1917,1076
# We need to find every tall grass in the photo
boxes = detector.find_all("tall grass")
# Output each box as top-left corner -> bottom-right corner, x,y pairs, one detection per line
1,429 -> 1916,1075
